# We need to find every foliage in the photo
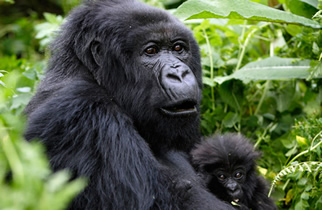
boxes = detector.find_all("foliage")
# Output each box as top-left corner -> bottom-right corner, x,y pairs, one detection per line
0,130 -> 87,210
0,47 -> 86,210
175,0 -> 321,28
35,13 -> 64,50
0,14 -> 40,59
0,0 -> 321,209
176,0 -> 321,209
270,119 -> 322,209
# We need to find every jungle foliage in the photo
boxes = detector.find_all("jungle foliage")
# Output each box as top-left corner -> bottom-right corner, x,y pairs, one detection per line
0,0 -> 321,209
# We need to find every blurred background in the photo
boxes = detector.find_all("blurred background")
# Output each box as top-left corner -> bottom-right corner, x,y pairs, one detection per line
0,0 -> 321,209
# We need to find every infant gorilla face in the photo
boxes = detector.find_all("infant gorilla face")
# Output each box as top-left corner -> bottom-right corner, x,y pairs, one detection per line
191,133 -> 277,210
205,164 -> 246,202
191,133 -> 258,204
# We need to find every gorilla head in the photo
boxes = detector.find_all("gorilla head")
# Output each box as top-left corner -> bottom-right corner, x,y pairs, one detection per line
191,134 -> 259,203
43,0 -> 202,151
191,134 -> 277,210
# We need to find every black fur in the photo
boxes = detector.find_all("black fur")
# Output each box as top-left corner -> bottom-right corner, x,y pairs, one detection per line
191,133 -> 277,210
24,0 -> 234,209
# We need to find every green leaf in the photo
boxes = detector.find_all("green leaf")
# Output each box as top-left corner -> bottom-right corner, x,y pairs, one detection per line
43,13 -> 64,24
10,93 -> 32,110
299,0 -> 319,9
175,0 -> 321,28
296,135 -> 308,146
214,57 -> 316,83
286,0 -> 318,19
222,112 -> 239,128
273,82 -> 296,113
285,145 -> 298,157
2,0 -> 14,3
281,138 -> 297,149
218,81 -> 243,111
285,189 -> 295,205
202,76 -> 215,87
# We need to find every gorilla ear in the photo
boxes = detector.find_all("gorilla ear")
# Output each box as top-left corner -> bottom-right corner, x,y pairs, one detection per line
91,39 -> 102,67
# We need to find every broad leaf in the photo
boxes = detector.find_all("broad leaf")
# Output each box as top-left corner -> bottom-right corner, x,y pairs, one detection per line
218,81 -> 243,111
299,0 -> 319,8
222,112 -> 239,128
175,0 -> 321,28
214,57 -> 318,84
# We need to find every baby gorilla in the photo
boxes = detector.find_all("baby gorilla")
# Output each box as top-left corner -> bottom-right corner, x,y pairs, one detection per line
191,133 -> 277,210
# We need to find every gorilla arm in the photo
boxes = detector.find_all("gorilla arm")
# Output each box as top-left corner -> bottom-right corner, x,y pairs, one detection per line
159,151 -> 235,210
25,80 -> 171,210
248,176 -> 277,210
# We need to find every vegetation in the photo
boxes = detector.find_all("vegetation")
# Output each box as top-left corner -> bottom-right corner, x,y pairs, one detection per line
0,0 -> 321,209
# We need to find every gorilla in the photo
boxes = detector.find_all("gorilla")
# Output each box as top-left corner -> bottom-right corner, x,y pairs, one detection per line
24,0 -> 234,209
191,133 -> 277,210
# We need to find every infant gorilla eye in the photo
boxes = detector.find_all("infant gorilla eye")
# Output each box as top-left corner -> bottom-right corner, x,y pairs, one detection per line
145,46 -> 158,55
234,172 -> 243,179
218,174 -> 226,180
173,44 -> 183,52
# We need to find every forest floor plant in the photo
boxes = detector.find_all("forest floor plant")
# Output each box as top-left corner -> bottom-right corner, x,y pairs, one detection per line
0,0 -> 321,209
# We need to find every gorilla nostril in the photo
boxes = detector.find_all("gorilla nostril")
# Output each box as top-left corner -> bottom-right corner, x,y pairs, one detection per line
229,188 -> 237,192
170,64 -> 180,68
167,74 -> 182,82
182,70 -> 190,79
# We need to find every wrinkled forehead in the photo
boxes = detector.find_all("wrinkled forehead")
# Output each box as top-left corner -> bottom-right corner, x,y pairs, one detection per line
131,24 -> 191,45
124,6 -> 191,43
129,21 -> 190,44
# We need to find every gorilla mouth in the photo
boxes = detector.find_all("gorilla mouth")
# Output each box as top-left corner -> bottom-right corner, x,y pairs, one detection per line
160,100 -> 197,117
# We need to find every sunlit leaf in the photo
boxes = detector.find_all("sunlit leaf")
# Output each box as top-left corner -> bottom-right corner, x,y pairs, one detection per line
175,0 -> 321,28
214,57 -> 317,84
296,135 -> 308,146
10,93 -> 32,110
16,87 -> 31,93
285,189 -> 295,205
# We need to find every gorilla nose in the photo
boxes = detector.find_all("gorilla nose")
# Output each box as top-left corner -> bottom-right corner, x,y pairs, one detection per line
166,69 -> 190,83
227,182 -> 238,192
161,66 -> 198,100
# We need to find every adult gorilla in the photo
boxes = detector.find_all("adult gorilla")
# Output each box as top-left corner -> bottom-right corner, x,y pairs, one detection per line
25,0 -> 233,209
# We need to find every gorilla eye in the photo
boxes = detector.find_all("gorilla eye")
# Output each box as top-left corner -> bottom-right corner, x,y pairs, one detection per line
173,44 -> 183,52
218,174 -> 226,180
234,172 -> 243,179
145,46 -> 158,55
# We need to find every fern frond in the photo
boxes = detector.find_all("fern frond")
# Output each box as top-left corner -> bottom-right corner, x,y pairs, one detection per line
268,161 -> 322,197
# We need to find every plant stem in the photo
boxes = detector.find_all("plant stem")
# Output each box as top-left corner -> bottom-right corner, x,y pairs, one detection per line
255,81 -> 270,115
286,131 -> 322,167
311,130 -> 322,150
236,23 -> 270,71
236,20 -> 247,71
254,122 -> 274,149
1,134 -> 24,185
203,28 -> 215,111
286,150 -> 310,167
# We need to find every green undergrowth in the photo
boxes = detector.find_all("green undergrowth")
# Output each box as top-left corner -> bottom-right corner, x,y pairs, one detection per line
0,0 -> 321,209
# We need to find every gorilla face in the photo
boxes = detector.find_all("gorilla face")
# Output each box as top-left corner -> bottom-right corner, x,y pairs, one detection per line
123,11 -> 202,148
137,28 -> 200,118
205,164 -> 246,202
122,10 -> 202,121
